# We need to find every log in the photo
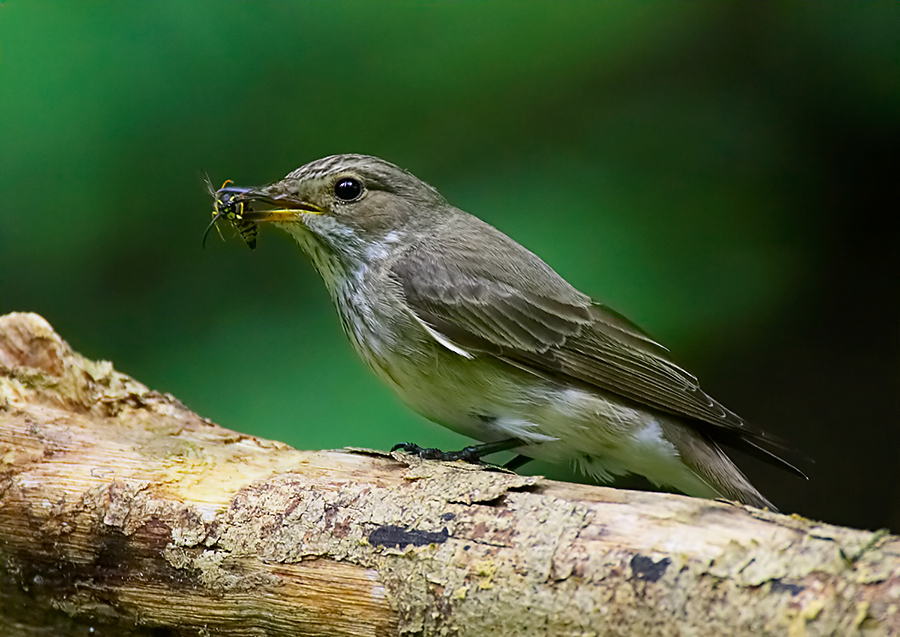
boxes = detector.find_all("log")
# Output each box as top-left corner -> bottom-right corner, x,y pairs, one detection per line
0,311 -> 897,636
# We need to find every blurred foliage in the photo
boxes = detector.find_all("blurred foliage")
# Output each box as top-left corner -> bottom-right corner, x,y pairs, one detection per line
1,2 -> 897,530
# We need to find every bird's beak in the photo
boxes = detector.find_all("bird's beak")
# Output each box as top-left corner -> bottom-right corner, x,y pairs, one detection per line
218,186 -> 325,222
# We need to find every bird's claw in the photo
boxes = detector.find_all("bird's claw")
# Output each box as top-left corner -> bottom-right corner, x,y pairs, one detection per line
390,442 -> 486,464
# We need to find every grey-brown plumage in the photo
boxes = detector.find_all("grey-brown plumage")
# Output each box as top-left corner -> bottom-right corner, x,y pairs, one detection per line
227,154 -> 803,510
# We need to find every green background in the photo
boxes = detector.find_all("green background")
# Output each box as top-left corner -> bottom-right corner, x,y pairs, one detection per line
1,2 -> 897,530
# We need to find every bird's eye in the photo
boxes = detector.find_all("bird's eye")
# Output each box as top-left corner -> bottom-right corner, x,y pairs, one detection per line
334,177 -> 364,202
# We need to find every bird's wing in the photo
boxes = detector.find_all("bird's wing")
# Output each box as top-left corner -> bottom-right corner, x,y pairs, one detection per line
391,228 -> 802,476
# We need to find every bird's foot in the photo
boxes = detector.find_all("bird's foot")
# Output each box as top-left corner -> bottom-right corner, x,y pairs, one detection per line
390,439 -> 529,467
390,442 -> 485,463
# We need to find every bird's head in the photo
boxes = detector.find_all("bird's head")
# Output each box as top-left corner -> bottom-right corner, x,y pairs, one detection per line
220,155 -> 447,270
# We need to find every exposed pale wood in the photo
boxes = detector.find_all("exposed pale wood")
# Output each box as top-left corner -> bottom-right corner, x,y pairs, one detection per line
0,311 -> 897,636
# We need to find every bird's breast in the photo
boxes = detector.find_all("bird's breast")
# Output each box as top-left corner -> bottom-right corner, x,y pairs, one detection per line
330,265 -> 410,373
327,263 -> 545,441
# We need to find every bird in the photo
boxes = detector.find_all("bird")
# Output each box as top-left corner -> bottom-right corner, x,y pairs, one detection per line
214,153 -> 804,509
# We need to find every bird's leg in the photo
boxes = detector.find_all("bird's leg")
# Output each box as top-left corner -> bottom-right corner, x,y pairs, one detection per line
391,438 -> 524,464
503,455 -> 532,471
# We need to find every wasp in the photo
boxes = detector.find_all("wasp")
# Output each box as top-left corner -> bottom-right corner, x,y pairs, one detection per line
203,178 -> 259,250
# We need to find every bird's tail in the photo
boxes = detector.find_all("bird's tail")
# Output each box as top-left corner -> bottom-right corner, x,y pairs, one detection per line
662,420 -> 777,511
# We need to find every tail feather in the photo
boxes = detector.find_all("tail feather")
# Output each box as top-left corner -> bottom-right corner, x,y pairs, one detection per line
662,420 -> 777,511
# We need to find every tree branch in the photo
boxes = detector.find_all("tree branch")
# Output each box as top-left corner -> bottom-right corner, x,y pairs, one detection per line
0,312 -> 896,636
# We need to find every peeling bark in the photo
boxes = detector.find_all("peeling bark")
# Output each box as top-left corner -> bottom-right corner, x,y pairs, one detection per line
0,311 -> 897,636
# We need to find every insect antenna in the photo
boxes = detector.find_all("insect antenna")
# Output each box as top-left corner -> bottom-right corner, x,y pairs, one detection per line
201,175 -> 234,248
